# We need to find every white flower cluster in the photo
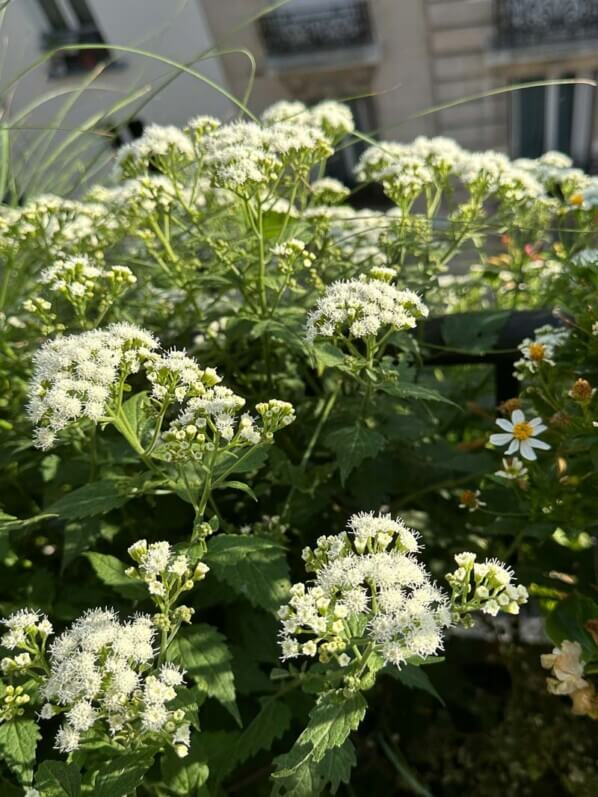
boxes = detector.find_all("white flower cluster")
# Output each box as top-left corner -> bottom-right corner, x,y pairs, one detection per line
38,255 -> 136,308
161,386 -> 295,462
355,136 -> 457,180
262,99 -> 355,139
25,608 -> 191,755
28,326 -> 284,457
305,275 -> 428,342
28,323 -> 158,449
309,177 -> 351,205
144,349 -> 221,404
115,124 -> 194,177
278,512 -> 451,670
514,323 -> 569,377
201,120 -> 332,194
270,238 -> 316,276
186,115 -> 221,138
515,151 -> 574,186
578,179 -> 598,210
382,156 -> 435,205
90,175 -> 180,216
1,609 -> 53,651
456,151 -> 543,200
127,538 -> 209,602
572,248 -> 598,268
0,194 -> 118,259
446,552 -> 528,619
355,139 -> 545,205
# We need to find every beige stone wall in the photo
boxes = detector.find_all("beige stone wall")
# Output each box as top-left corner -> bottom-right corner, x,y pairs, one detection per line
201,0 -> 597,165
423,0 -> 507,151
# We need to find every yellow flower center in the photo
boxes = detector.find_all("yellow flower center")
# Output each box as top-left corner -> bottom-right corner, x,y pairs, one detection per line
512,421 -> 533,441
570,193 -> 584,206
528,342 -> 545,361
459,490 -> 476,507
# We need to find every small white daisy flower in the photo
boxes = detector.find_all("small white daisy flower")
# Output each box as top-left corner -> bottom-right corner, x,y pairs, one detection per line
494,457 -> 528,480
489,409 -> 550,461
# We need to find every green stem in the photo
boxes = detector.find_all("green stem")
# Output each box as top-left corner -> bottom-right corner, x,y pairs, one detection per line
0,256 -> 14,310
149,215 -> 178,264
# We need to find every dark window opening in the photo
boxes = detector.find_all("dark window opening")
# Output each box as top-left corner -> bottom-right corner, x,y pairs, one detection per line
557,76 -> 575,155
259,0 -> 373,57
35,0 -> 110,77
514,80 -> 545,158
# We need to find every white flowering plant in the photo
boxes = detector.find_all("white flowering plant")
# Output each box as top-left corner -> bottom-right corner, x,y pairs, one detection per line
0,93 -> 597,795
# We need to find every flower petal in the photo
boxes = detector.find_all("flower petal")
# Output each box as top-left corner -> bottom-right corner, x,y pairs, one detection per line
528,438 -> 551,450
490,433 -> 512,446
531,423 -> 547,434
511,409 -> 525,424
495,418 -> 513,432
505,439 -> 519,455
530,417 -> 545,428
519,440 -> 537,460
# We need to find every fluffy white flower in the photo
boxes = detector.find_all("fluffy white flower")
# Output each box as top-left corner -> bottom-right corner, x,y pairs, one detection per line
1,609 -> 53,649
305,276 -> 428,342
115,124 -> 194,176
28,324 -> 158,448
279,512 -> 450,669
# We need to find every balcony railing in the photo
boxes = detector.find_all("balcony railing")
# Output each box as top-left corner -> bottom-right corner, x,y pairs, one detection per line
259,1 -> 373,56
495,0 -> 598,48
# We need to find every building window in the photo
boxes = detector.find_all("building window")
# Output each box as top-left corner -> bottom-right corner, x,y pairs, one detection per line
259,0 -> 373,57
511,74 -> 595,168
495,0 -> 598,48
35,0 -> 109,77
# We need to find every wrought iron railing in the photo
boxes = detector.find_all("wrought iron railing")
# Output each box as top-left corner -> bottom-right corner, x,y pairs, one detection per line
259,0 -> 373,56
495,0 -> 598,48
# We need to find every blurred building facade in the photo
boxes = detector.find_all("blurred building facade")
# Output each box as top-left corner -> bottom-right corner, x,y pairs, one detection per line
205,0 -> 598,172
2,0 -> 597,176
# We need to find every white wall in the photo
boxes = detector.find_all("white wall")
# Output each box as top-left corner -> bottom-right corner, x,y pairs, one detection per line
0,0 -> 232,194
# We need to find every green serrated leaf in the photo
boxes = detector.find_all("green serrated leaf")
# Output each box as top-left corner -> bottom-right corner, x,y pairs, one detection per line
120,391 -> 151,440
47,481 -> 129,520
234,698 -> 291,767
388,664 -> 445,705
272,739 -> 356,796
271,760 -> 315,797
206,535 -> 290,613
214,446 -> 269,477
35,760 -> 81,797
379,380 -> 458,406
84,552 -> 147,600
314,739 -> 356,794
93,754 -> 154,797
214,480 -> 258,501
273,692 -> 366,778
0,719 -> 40,785
325,425 -> 386,484
313,342 -> 346,369
168,624 -> 240,725
161,735 -> 209,795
